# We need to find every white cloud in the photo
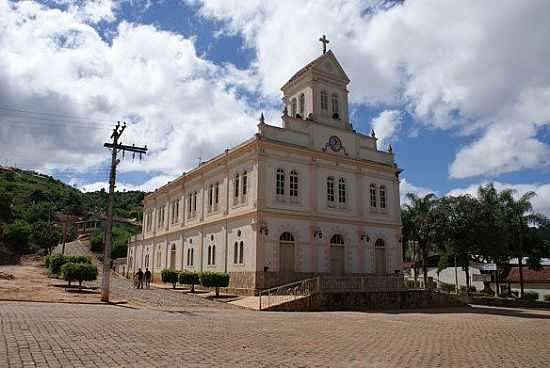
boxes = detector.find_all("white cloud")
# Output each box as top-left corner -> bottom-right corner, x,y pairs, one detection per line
399,178 -> 437,206
370,109 -> 402,147
77,174 -> 176,192
192,0 -> 550,178
447,181 -> 550,217
0,0 -> 257,179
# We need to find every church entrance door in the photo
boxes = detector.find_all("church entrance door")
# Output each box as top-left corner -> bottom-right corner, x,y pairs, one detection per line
329,234 -> 345,275
279,232 -> 295,285
375,239 -> 386,274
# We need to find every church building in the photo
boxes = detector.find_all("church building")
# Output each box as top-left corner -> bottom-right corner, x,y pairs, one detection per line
127,38 -> 403,293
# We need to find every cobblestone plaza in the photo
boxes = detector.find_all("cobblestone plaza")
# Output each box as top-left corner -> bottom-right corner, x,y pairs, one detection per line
1,301 -> 550,368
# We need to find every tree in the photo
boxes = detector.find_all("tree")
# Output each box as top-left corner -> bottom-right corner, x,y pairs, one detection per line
1,220 -> 31,252
499,189 -> 548,298
0,192 -> 13,223
402,193 -> 439,287
31,221 -> 62,255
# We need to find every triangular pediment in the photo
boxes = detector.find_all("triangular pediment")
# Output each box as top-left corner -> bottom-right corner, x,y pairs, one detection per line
281,50 -> 350,90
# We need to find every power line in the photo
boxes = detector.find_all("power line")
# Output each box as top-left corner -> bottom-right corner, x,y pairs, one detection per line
0,106 -> 116,125
1,119 -> 114,131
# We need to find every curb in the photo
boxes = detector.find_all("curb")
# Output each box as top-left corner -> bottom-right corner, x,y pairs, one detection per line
0,298 -> 128,306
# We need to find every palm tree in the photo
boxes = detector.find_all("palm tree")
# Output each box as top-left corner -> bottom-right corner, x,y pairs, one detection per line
499,189 -> 537,298
403,193 -> 438,288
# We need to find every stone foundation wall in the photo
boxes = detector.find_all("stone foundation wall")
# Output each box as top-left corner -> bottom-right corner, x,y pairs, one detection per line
264,290 -> 465,311
319,290 -> 464,311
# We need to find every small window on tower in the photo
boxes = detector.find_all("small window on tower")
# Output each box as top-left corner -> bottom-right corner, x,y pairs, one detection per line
321,90 -> 328,110
291,98 -> 297,117
299,93 -> 305,116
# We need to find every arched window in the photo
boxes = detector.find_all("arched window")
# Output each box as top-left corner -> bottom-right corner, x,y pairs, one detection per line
289,170 -> 298,197
338,178 -> 346,203
207,246 -> 211,265
191,248 -> 194,266
234,173 -> 240,199
234,242 -> 238,264
280,232 -> 295,242
380,185 -> 386,209
291,98 -> 297,117
242,170 -> 248,197
239,241 -> 244,264
375,239 -> 385,248
330,234 -> 344,245
187,248 -> 191,266
170,244 -> 176,269
193,191 -> 197,212
299,93 -> 305,115
370,183 -> 377,207
208,184 -> 213,208
276,168 -> 285,195
331,94 -> 339,114
327,176 -> 335,203
214,182 -> 219,205
212,245 -> 216,265
320,90 -> 328,110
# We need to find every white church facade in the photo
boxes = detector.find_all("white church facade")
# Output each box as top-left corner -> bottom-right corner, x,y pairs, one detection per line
127,45 -> 403,293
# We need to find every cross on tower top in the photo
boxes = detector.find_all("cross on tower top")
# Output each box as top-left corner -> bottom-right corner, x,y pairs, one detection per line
319,35 -> 330,54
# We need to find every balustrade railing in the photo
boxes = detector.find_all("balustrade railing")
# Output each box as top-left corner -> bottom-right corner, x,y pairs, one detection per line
259,278 -> 319,311
259,274 -> 404,310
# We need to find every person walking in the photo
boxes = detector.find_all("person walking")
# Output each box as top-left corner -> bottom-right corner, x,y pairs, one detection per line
144,268 -> 151,289
135,268 -> 144,289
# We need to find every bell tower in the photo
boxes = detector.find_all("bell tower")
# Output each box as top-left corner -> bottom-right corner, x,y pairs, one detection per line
281,36 -> 351,130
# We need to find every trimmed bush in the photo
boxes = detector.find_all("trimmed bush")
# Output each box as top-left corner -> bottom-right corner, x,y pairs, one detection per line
60,262 -> 98,287
48,254 -> 92,275
439,282 -> 456,293
178,271 -> 199,293
544,294 -> 550,302
200,272 -> 230,297
460,285 -> 477,293
522,291 -> 539,301
161,269 -> 179,289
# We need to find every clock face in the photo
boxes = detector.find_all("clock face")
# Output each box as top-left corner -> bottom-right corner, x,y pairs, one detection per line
328,135 -> 342,152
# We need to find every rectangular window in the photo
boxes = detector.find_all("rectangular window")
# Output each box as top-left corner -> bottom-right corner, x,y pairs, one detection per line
370,184 -> 377,207
276,169 -> 285,195
327,178 -> 335,203
380,186 -> 386,209
193,192 -> 197,212
215,182 -> 219,204
321,91 -> 328,110
242,172 -> 247,196
208,184 -> 213,208
289,171 -> 298,197
338,179 -> 346,203
234,175 -> 240,198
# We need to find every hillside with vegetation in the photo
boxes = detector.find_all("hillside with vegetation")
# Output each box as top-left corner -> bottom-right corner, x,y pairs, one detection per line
0,166 -> 145,263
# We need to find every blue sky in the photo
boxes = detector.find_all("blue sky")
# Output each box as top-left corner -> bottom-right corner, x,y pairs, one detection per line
1,0 -> 549,215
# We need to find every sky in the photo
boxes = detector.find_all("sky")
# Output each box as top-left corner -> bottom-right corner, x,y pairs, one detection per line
0,0 -> 549,216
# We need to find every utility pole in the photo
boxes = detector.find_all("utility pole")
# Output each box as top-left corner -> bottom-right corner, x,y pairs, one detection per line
101,121 -> 147,302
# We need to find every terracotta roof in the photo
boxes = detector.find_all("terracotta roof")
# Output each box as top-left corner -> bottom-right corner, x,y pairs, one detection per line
504,266 -> 550,283
283,51 -> 332,88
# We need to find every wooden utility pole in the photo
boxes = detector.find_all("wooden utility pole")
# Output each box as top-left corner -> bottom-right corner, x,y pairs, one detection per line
101,121 -> 147,302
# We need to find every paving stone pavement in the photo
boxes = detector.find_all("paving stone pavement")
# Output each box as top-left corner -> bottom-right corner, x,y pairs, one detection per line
54,240 -> 230,309
1,301 -> 550,368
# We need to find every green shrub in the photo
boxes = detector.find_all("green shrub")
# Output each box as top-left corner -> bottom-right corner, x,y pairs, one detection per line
460,285 -> 477,293
439,282 -> 456,293
48,254 -> 91,274
522,291 -> 539,301
178,271 -> 199,293
161,269 -> 179,289
44,255 -> 51,268
544,294 -> 550,302
200,272 -> 230,297
61,262 -> 98,287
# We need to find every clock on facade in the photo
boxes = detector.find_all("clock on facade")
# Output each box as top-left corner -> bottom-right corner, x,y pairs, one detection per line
328,135 -> 342,152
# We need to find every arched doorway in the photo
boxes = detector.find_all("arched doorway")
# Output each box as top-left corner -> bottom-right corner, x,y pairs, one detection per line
169,244 -> 176,269
375,239 -> 386,274
330,234 -> 345,275
279,232 -> 295,284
